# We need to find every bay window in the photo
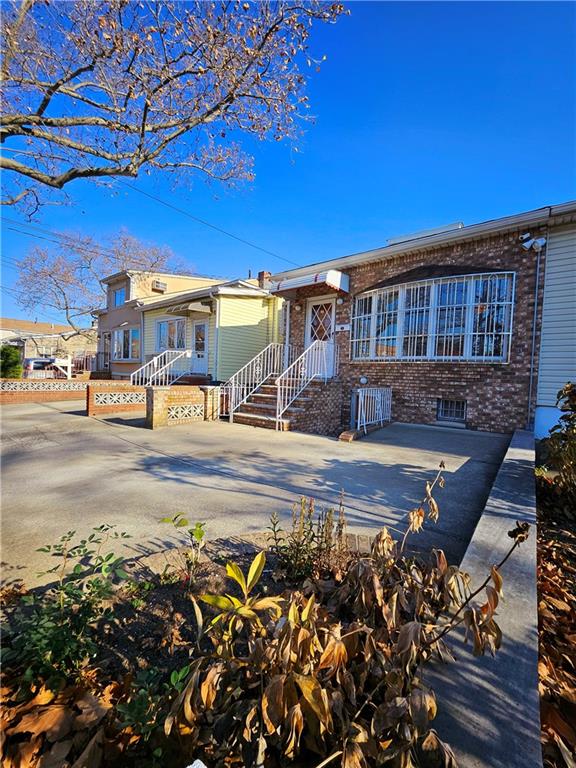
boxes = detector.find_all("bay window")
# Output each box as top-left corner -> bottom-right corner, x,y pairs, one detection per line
112,327 -> 140,360
351,271 -> 514,362
157,318 -> 186,351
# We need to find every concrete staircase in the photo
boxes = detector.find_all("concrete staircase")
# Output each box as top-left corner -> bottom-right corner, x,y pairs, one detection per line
232,379 -> 323,430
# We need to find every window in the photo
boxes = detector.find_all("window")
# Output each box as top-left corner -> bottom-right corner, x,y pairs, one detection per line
350,272 -> 514,362
437,398 -> 467,423
157,319 -> 186,351
112,327 -> 140,360
113,286 -> 126,307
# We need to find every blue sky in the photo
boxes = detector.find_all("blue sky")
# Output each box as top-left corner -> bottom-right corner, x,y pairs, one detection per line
1,0 -> 575,322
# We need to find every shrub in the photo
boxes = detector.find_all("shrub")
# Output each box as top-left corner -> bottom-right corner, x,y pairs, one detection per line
0,344 -> 22,378
1,525 -> 130,691
165,467 -> 530,768
536,382 -> 576,517
269,494 -> 350,582
160,514 -> 206,589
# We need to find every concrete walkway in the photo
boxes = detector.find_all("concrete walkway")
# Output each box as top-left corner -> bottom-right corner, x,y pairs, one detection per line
1,401 -> 509,585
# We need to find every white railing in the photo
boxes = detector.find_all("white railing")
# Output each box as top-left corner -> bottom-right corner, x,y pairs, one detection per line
356,387 -> 392,433
130,350 -> 191,386
275,340 -> 336,430
222,342 -> 301,421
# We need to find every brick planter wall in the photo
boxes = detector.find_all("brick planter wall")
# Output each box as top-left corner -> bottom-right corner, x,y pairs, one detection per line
86,384 -> 147,416
146,386 -> 220,429
290,381 -> 344,436
285,228 -> 546,434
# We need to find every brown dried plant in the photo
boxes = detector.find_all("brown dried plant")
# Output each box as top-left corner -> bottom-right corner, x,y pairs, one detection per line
166,465 -> 530,768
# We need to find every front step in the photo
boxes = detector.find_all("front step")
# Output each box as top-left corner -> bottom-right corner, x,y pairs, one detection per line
172,375 -> 211,386
233,412 -> 291,431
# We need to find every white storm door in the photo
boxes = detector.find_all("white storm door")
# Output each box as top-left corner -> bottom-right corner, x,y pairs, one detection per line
305,297 -> 336,377
192,321 -> 208,374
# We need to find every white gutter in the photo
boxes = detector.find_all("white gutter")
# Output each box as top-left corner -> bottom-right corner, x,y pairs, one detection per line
270,201 -> 576,282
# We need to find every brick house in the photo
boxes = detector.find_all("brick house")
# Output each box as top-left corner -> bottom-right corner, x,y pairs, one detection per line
227,201 -> 575,436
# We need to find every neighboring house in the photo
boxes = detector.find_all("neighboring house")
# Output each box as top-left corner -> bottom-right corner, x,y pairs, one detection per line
133,275 -> 283,384
226,201 -> 575,436
0,317 -> 97,359
95,270 -> 223,379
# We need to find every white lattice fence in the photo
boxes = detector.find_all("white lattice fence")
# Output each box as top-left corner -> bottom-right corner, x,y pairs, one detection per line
167,403 -> 204,421
94,392 -> 146,406
0,380 -> 86,391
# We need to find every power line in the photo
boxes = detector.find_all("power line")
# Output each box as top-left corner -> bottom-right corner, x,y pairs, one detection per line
0,284 -> 71,325
2,217 -> 120,259
114,179 -> 301,268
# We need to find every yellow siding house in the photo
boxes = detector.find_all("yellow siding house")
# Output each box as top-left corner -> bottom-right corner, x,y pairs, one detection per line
136,279 -> 283,383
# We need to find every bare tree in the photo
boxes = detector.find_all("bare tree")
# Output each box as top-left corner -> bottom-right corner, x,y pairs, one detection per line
0,0 -> 345,213
15,231 -> 176,336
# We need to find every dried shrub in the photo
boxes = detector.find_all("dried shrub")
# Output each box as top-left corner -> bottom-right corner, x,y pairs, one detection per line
269,494 -> 350,582
165,466 -> 530,768
536,382 -> 576,520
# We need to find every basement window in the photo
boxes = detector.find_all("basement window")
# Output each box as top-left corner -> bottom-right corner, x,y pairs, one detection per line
437,398 -> 466,423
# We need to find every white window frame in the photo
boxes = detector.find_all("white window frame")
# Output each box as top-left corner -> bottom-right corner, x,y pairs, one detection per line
112,327 -> 140,361
350,271 -> 515,363
155,317 -> 187,352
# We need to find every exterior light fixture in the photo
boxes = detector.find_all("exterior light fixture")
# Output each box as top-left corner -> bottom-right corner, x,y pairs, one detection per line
359,376 -> 368,385
336,297 -> 344,305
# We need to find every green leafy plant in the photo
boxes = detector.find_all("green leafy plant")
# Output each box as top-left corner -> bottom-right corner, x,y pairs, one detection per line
200,551 -> 284,656
0,344 -> 22,378
124,578 -> 157,610
269,495 -> 350,582
160,515 -> 206,589
2,524 -> 130,690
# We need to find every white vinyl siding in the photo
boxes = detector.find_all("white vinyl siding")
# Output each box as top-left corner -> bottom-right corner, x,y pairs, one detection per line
537,225 -> 576,406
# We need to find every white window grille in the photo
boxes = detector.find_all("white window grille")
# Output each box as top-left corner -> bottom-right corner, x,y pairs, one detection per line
157,319 -> 186,351
112,328 -> 140,361
350,272 -> 514,363
437,398 -> 467,423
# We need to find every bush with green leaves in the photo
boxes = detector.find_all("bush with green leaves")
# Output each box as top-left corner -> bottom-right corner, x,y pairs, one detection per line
159,514 -> 206,589
2,524 -> 130,690
0,344 -> 22,378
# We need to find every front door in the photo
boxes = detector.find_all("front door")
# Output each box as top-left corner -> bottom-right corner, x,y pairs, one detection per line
192,321 -> 208,374
305,297 -> 336,377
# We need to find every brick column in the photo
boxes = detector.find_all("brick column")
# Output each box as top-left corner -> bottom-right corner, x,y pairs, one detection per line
146,386 -> 170,429
200,385 -> 221,421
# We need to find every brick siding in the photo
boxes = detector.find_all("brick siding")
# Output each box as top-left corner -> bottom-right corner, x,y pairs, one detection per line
146,386 -> 219,429
285,228 -> 546,434
289,380 -> 343,436
86,383 -> 147,416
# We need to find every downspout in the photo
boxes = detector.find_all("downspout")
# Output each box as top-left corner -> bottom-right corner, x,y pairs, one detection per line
526,232 -> 547,430
213,293 -> 220,382
284,300 -> 291,369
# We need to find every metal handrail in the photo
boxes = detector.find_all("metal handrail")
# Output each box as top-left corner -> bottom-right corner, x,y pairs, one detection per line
130,349 -> 190,386
275,340 -> 335,429
222,342 -> 301,422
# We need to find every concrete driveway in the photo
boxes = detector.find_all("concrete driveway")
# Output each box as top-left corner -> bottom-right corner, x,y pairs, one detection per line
1,401 -> 510,585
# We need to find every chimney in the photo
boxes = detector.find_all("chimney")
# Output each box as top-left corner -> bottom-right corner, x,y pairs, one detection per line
258,270 -> 272,288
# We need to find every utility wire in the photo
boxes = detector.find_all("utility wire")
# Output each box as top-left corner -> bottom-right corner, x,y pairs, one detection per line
114,179 -> 300,268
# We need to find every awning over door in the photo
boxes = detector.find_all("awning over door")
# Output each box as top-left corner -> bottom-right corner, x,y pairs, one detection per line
165,301 -> 212,316
270,269 -> 349,295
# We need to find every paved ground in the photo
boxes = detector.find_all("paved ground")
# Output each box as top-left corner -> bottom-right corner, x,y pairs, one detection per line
1,401 -> 510,586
